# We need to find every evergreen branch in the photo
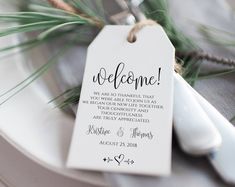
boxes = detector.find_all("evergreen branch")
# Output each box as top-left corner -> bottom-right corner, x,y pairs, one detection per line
0,20 -> 64,37
47,0 -> 78,14
0,38 -> 38,53
0,0 -> 234,109
38,20 -> 87,39
47,0 -> 104,27
0,11 -> 80,21
0,39 -> 75,105
186,68 -> 235,81
198,24 -> 235,47
0,29 -> 77,59
176,51 -> 235,67
141,0 -> 196,52
49,85 -> 81,108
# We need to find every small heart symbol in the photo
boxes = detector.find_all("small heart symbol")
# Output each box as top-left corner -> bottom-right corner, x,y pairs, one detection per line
114,154 -> 125,165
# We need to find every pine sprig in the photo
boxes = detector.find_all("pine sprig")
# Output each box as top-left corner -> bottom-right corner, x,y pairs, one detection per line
0,11 -> 91,37
0,38 -> 76,105
198,24 -> 235,47
176,51 -> 235,67
0,0 -> 234,112
0,0 -> 102,106
140,0 -> 200,81
49,85 -> 81,108
141,0 -> 196,52
47,0 -> 104,27
47,0 -> 78,14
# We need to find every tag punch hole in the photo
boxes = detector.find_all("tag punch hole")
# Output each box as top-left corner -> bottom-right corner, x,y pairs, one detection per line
127,19 -> 157,44
127,35 -> 137,43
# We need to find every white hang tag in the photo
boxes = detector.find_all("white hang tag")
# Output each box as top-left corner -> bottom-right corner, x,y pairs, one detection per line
67,25 -> 175,176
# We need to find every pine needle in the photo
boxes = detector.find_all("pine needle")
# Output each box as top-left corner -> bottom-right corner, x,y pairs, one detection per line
0,39 -> 75,105
0,0 -> 234,109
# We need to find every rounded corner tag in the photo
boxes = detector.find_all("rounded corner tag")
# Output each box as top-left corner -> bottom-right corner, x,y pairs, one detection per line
67,25 -> 174,176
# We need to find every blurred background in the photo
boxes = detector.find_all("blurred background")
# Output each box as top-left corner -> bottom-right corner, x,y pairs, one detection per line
0,0 -> 235,187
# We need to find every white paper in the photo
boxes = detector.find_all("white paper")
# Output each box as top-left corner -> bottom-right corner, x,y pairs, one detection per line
67,25 -> 175,176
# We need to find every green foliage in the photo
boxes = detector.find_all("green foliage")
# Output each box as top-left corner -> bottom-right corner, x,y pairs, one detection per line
198,24 -> 235,47
141,0 -> 196,52
49,85 -> 81,108
140,0 -> 202,82
0,10 -> 90,37
0,39 -> 76,105
0,0 -> 234,110
0,0 -> 102,105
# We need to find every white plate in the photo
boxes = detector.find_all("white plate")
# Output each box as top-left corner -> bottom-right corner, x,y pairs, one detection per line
0,36 -> 106,186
